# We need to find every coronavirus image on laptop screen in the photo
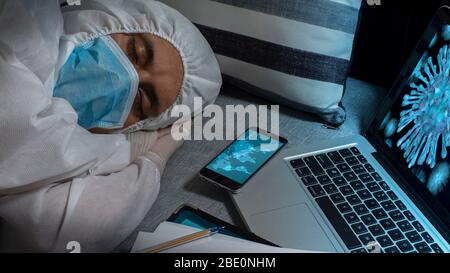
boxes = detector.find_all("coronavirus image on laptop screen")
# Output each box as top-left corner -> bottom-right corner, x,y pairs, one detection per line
377,24 -> 450,210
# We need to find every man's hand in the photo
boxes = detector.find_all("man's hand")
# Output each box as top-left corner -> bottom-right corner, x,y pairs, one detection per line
126,130 -> 159,162
145,127 -> 184,173
126,124 -> 186,173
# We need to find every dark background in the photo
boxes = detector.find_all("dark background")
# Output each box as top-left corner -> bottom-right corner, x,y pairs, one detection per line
349,0 -> 449,89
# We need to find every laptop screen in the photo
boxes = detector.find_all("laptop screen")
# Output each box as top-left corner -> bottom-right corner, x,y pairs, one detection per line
369,7 -> 450,232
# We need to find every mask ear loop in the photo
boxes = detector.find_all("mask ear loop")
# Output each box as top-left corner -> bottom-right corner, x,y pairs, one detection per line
101,35 -> 140,129
118,90 -> 184,134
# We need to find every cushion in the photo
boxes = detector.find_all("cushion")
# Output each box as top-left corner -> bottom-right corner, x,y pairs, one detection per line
160,0 -> 362,125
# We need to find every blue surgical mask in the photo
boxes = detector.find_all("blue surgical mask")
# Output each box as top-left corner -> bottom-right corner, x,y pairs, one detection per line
54,35 -> 139,129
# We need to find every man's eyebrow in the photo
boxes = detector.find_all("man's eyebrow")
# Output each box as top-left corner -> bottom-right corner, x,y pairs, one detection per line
141,35 -> 154,66
141,83 -> 160,114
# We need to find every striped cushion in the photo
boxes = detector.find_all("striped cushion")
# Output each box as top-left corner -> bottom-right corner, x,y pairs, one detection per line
160,0 -> 361,125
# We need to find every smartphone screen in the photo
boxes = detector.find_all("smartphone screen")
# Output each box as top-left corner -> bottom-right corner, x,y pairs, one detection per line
201,129 -> 286,191
170,209 -> 244,239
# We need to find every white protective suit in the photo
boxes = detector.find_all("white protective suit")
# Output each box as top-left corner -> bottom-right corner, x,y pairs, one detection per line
0,0 -> 221,252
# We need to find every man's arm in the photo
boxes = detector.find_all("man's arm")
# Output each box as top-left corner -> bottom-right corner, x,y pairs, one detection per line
0,156 -> 161,252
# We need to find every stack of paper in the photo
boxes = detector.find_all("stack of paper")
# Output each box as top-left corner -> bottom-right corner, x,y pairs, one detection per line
131,222 -> 308,253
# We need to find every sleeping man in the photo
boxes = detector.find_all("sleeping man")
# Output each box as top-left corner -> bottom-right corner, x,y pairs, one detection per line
0,0 -> 221,252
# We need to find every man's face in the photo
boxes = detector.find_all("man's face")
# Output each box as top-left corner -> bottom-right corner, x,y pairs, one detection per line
90,33 -> 184,134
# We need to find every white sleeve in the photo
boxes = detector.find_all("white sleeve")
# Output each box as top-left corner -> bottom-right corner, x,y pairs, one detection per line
0,0 -> 133,193
0,157 -> 161,253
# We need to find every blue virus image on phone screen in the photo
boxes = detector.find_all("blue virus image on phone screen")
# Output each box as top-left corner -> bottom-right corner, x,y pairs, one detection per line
206,130 -> 283,184
378,25 -> 450,208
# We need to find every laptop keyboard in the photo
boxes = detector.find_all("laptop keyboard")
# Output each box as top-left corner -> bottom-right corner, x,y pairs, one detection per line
290,147 -> 444,253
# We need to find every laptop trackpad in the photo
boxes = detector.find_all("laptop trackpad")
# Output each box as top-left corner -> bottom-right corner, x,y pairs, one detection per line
249,203 -> 338,252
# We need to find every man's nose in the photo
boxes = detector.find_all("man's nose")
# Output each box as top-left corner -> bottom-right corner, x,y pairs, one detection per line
136,67 -> 152,86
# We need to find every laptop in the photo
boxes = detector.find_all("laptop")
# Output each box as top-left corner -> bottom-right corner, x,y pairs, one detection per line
231,7 -> 450,253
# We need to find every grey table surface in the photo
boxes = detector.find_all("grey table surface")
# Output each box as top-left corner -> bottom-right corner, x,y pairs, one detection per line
115,77 -> 386,252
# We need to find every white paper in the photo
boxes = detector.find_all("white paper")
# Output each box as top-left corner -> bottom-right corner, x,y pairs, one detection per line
131,222 -> 309,253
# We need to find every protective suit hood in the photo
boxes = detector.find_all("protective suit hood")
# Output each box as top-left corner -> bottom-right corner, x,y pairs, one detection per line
61,0 -> 222,132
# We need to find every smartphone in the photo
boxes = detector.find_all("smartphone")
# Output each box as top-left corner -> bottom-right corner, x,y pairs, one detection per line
167,204 -> 278,246
199,128 -> 287,193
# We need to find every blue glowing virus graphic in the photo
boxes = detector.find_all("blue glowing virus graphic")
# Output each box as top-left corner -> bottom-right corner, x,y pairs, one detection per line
397,45 -> 450,169
442,25 -> 450,41
427,162 -> 450,195
385,139 -> 393,148
411,166 -> 428,184
379,111 -> 391,131
429,34 -> 438,49
384,118 -> 398,138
